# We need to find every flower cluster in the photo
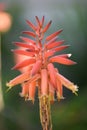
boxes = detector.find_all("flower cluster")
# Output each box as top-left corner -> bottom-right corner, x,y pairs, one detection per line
7,16 -> 78,103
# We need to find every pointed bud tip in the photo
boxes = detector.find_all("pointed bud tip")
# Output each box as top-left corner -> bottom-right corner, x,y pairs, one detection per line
69,60 -> 77,65
68,54 -> 72,57
6,82 -> 9,87
19,92 -> 24,97
6,82 -> 12,87
72,85 -> 79,95
58,29 -> 63,34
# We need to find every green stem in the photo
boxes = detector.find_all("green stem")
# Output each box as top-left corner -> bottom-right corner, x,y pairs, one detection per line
0,33 -> 4,111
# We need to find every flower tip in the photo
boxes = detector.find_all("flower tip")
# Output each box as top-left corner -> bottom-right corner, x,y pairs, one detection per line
72,85 -> 79,95
6,82 -> 12,87
6,82 -> 10,87
71,61 -> 77,65
19,92 -> 23,97
28,98 -> 35,104
61,96 -> 65,100
68,54 -> 72,57
58,29 -> 63,34
57,94 -> 65,102
6,82 -> 13,92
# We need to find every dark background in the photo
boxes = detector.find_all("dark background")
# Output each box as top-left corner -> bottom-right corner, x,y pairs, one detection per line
0,0 -> 87,130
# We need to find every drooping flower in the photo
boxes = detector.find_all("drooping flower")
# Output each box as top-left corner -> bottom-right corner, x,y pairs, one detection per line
6,16 -> 78,130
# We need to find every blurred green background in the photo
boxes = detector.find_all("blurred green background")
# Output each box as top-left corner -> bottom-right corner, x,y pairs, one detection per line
1,0 -> 87,130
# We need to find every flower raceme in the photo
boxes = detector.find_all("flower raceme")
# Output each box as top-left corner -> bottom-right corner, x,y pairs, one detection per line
7,16 -> 78,100
6,16 -> 78,130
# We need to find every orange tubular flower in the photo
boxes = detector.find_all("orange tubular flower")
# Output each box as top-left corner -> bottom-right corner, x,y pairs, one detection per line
7,16 -> 78,130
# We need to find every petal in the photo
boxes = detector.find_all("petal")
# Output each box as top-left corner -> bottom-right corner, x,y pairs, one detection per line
40,16 -> 45,27
49,93 -> 55,104
45,45 -> 70,58
29,74 -> 40,83
57,54 -> 72,58
22,31 -> 36,38
20,36 -> 36,45
29,81 -> 36,103
46,29 -> 63,41
31,60 -> 42,76
13,42 -> 35,50
43,20 -> 52,33
38,40 -> 42,48
6,71 -> 30,88
41,69 -> 48,96
49,81 -> 55,103
35,16 -> 41,26
49,81 -> 55,94
45,50 -> 55,58
20,82 -> 29,98
47,63 -> 57,87
12,49 -> 36,56
56,78 -> 64,101
26,19 -> 36,31
57,73 -> 78,94
45,37 -> 58,49
12,58 -> 36,70
51,45 -> 70,53
49,56 -> 76,65
46,40 -> 65,50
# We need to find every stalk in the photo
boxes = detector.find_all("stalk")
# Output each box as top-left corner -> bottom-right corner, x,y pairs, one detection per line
0,33 -> 4,111
39,95 -> 52,130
